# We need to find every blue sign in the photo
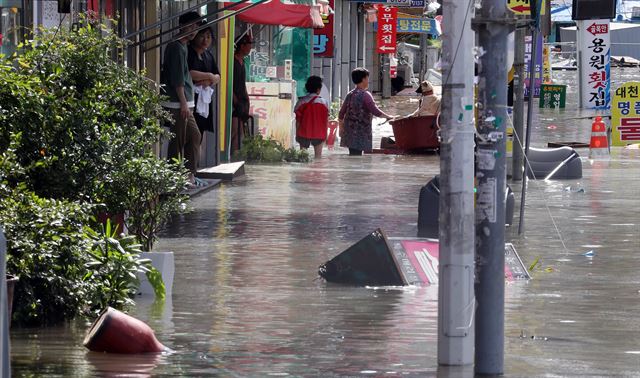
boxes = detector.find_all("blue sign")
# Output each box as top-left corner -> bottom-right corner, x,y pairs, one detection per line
390,18 -> 439,36
346,0 -> 412,6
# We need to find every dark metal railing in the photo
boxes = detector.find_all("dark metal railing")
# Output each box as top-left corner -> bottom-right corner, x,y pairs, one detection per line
123,0 -> 270,52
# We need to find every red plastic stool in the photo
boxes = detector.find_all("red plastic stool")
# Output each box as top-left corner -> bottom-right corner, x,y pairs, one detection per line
327,120 -> 338,149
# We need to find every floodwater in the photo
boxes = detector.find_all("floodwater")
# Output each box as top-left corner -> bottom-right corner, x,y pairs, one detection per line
10,68 -> 640,377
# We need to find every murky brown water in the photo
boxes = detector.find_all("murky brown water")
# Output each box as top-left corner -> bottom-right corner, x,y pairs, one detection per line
10,69 -> 640,377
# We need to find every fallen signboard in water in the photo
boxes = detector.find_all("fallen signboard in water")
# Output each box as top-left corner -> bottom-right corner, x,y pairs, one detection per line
318,229 -> 530,286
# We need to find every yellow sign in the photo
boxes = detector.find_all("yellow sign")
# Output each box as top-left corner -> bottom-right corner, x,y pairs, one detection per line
507,0 -> 546,16
246,82 -> 295,148
612,82 -> 640,146
542,45 -> 552,83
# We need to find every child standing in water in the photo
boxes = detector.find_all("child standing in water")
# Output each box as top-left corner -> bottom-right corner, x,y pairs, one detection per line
294,76 -> 329,159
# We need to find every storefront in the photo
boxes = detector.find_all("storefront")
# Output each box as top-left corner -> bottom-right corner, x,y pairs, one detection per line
0,0 -> 28,57
216,0 -> 323,158
27,0 -> 325,164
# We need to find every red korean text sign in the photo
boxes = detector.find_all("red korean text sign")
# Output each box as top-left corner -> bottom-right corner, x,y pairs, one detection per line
313,0 -> 334,58
376,6 -> 398,54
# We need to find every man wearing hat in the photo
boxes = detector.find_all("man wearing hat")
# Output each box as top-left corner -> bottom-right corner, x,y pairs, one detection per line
161,11 -> 202,187
409,80 -> 441,117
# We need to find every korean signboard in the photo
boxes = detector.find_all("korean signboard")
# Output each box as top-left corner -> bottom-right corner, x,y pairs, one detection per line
313,0 -> 334,57
542,45 -> 552,84
396,17 -> 439,35
376,6 -> 398,54
539,84 -> 567,109
577,19 -> 611,109
348,0 -> 411,6
507,0 -> 546,15
524,34 -> 543,98
611,82 -> 640,146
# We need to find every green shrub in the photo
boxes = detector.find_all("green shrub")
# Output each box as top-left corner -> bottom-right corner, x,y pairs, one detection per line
0,185 -> 94,326
109,156 -> 189,252
0,21 -> 171,203
234,135 -> 310,163
330,99 -> 342,120
0,20 -> 187,325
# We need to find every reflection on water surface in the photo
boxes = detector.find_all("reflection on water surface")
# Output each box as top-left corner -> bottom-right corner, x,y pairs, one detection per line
10,69 -> 640,377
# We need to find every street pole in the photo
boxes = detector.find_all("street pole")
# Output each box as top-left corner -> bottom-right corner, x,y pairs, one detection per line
518,5 -> 541,235
512,25 -> 526,181
418,3 -> 428,83
382,54 -> 391,99
473,0 -> 513,374
0,228 -> 10,376
437,0 -> 475,366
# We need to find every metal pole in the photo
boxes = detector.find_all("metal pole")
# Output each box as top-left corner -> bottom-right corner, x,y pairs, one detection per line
382,54 -> 391,98
437,0 -> 475,366
518,20 -> 540,235
0,228 -> 10,376
512,25 -> 526,181
474,0 -> 512,373
576,21 -> 584,109
418,2 -> 429,83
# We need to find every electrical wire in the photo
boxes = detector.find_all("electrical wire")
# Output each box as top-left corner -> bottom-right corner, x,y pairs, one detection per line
37,14 -> 67,70
506,110 -> 571,255
440,0 -> 475,90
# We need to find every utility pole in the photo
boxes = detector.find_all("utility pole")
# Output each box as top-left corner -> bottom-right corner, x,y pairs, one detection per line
473,0 -> 513,374
382,54 -> 391,98
519,1 -> 542,235
512,24 -> 526,181
437,0 -> 475,366
0,228 -> 10,376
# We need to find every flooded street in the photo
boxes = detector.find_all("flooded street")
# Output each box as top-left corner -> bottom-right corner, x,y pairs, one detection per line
10,69 -> 640,377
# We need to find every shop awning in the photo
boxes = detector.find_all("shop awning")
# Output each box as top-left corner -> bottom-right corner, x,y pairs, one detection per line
226,0 -> 325,29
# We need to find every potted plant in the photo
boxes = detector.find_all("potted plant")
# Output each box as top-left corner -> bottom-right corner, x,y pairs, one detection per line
84,219 -> 165,311
105,155 -> 189,297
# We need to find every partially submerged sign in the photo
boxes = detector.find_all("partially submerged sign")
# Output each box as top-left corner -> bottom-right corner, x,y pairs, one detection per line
539,84 -> 567,108
318,230 -> 531,286
612,82 -> 640,146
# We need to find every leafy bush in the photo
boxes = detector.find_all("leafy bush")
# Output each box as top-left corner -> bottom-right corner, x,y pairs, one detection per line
0,20 -> 188,325
0,186 -> 95,326
84,220 -> 165,315
330,99 -> 342,120
109,156 -> 189,252
0,20 -> 171,203
234,135 -> 310,163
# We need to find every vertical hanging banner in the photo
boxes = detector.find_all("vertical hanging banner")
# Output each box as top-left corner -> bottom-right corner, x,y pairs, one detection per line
313,0 -> 334,57
542,45 -> 552,84
611,82 -> 640,146
524,34 -> 543,98
376,5 -> 397,54
577,19 -> 611,109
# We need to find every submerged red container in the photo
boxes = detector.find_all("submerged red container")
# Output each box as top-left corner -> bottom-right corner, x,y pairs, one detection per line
389,115 -> 439,150
83,307 -> 166,354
